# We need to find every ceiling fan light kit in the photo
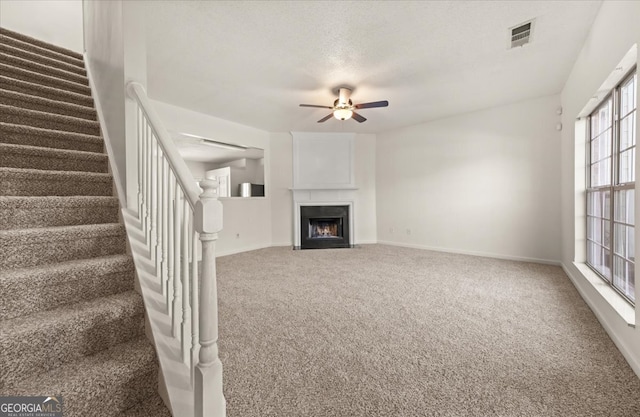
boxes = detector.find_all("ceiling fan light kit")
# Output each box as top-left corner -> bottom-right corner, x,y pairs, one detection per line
333,108 -> 353,120
300,87 -> 389,123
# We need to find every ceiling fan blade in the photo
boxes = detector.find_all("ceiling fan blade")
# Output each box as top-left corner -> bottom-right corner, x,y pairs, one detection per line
317,114 -> 334,123
355,100 -> 389,109
351,111 -> 367,123
300,104 -> 333,109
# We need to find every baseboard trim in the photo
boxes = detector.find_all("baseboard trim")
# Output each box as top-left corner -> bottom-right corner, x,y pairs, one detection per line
561,262 -> 640,378
355,240 -> 378,245
84,53 -> 126,208
376,240 -> 561,266
216,244 -> 272,258
270,242 -> 293,248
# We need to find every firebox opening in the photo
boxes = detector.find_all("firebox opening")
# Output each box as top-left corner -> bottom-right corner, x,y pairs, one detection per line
309,218 -> 342,239
299,205 -> 350,249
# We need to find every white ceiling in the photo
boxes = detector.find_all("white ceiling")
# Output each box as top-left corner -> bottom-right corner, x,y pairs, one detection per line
146,0 -> 602,134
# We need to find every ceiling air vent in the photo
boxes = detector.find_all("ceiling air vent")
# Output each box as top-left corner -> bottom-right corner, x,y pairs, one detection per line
509,20 -> 534,48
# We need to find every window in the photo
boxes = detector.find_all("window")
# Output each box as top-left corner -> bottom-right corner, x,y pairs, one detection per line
587,69 -> 637,304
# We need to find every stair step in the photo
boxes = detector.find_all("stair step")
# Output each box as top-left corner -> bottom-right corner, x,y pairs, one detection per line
0,223 -> 126,269
0,195 -> 119,230
0,42 -> 86,76
3,337 -> 158,417
1,104 -> 100,135
0,29 -> 164,417
0,27 -> 84,62
0,62 -> 91,96
0,290 -> 145,388
0,254 -> 134,320
122,394 -> 172,417
1,53 -> 88,87
0,143 -> 107,173
0,76 -> 94,107
0,122 -> 103,153
0,89 -> 96,120
0,167 -> 112,196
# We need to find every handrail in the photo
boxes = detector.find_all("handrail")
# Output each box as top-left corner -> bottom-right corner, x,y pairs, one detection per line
126,82 -> 201,208
126,81 -> 226,417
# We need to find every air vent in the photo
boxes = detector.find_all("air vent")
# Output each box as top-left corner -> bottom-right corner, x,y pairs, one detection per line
509,20 -> 534,48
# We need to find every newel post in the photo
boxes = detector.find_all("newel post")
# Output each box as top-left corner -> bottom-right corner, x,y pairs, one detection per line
193,180 -> 226,417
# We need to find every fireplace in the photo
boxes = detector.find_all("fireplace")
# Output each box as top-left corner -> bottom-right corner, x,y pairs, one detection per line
300,205 -> 350,249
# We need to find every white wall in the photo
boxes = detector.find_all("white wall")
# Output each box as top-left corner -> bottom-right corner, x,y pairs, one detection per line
84,1 -> 146,207
376,95 -> 562,264
83,0 -> 125,194
354,134 -> 377,244
270,133 -> 294,246
0,0 -> 83,52
560,0 -> 640,376
151,100 -> 272,256
269,132 -> 377,247
185,160 -> 209,181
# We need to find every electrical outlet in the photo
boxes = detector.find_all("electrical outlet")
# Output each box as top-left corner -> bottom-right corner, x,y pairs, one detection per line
406,229 -> 411,235
389,227 -> 394,234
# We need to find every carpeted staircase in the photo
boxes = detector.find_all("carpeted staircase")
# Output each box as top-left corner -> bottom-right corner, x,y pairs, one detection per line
0,28 -> 171,417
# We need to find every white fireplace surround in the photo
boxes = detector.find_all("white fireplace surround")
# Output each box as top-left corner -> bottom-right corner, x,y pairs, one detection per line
291,132 -> 357,248
292,193 -> 356,249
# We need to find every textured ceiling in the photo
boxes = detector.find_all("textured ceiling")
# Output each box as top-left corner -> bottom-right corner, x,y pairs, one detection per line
146,0 -> 602,134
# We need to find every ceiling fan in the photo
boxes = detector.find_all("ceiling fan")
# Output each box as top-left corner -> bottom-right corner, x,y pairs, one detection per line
299,87 -> 389,123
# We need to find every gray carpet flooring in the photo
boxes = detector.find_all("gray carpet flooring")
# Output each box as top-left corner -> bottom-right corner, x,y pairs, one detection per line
217,245 -> 640,417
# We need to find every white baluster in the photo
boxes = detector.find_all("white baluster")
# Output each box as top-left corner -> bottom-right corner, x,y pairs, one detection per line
145,122 -> 152,245
167,172 -> 175,316
190,219 -> 200,385
137,108 -> 144,221
194,180 -> 226,417
141,116 -> 148,238
161,159 -> 169,298
150,134 -> 157,262
172,186 -> 183,339
156,147 -> 163,273
181,199 -> 191,364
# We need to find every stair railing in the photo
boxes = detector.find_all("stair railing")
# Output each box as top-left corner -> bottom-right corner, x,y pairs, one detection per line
126,81 -> 226,417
